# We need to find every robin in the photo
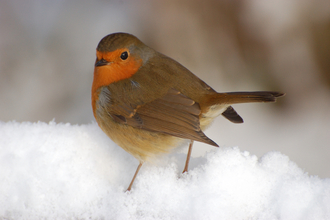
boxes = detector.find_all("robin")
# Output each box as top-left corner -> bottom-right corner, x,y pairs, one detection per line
92,32 -> 284,191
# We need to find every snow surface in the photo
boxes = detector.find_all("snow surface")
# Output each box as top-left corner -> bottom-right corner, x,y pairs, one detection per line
0,121 -> 329,220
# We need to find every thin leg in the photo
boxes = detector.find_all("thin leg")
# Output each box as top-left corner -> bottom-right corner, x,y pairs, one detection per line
126,162 -> 143,191
182,140 -> 194,173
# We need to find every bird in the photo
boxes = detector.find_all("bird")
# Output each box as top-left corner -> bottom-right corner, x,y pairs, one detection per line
91,32 -> 284,191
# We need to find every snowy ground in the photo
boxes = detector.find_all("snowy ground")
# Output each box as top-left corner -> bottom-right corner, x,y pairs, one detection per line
1,121 -> 329,219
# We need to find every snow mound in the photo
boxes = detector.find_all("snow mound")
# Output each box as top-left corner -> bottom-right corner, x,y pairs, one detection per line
0,121 -> 329,219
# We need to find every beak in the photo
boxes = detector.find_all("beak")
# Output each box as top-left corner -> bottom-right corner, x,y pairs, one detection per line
95,59 -> 110,67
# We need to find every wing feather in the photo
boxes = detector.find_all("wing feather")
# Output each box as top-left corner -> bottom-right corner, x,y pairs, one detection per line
99,87 -> 217,146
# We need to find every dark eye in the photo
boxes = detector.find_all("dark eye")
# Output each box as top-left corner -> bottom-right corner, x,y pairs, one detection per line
120,51 -> 128,60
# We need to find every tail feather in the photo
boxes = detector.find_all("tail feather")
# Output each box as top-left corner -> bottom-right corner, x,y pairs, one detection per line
203,91 -> 285,106
221,106 -> 244,123
225,91 -> 284,103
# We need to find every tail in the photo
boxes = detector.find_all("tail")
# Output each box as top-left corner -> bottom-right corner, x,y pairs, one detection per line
201,91 -> 285,124
203,91 -> 284,106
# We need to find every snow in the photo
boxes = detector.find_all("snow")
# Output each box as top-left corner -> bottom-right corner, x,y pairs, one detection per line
0,121 -> 329,219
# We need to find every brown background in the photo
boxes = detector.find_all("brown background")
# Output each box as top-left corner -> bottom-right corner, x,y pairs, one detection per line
1,0 -> 329,177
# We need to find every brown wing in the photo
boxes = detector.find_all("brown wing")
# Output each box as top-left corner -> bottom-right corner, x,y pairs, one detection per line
103,88 -> 218,147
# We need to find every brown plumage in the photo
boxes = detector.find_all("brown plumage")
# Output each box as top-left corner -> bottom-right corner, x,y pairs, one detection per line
92,32 -> 285,191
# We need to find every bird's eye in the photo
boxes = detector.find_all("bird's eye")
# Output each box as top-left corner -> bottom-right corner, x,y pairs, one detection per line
120,51 -> 128,60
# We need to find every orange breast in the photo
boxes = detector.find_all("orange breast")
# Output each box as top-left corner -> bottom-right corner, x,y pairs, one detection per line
91,50 -> 142,115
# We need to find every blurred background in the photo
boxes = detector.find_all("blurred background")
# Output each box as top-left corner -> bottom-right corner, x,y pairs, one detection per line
1,0 -> 329,177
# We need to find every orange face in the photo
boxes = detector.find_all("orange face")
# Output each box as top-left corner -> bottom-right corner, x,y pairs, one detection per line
91,48 -> 142,114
